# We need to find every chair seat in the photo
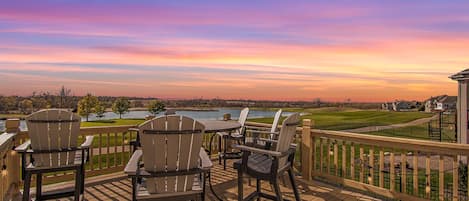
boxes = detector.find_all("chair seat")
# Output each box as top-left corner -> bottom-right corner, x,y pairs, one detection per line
217,131 -> 243,138
26,151 -> 84,170
136,176 -> 203,199
233,153 -> 290,174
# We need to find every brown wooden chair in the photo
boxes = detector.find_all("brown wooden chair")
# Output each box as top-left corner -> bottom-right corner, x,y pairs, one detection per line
233,113 -> 301,201
16,109 -> 94,201
124,115 -> 212,201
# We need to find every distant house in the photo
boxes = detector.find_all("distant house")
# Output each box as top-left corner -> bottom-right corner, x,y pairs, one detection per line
381,102 -> 393,111
392,101 -> 412,111
425,95 -> 457,112
382,100 -> 416,111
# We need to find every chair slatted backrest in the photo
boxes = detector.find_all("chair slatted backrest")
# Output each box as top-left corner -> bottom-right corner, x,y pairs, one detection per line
275,113 -> 300,167
237,107 -> 249,134
26,109 -> 81,167
139,115 -> 205,194
270,109 -> 283,134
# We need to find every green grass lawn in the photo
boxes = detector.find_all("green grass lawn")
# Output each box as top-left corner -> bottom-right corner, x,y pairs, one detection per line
80,118 -> 146,127
364,124 -> 456,142
251,109 -> 433,130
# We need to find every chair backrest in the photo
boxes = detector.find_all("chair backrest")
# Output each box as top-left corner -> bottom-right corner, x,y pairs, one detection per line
270,109 -> 283,134
237,107 -> 249,134
139,115 -> 205,194
26,109 -> 81,167
275,113 -> 300,167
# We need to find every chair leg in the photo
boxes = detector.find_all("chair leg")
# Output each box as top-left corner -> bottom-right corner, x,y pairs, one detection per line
237,168 -> 243,201
202,172 -> 207,201
272,180 -> 283,201
223,135 -> 227,170
23,171 -> 31,201
74,168 -> 81,201
81,164 -> 86,194
288,169 -> 301,201
36,173 -> 42,200
256,179 -> 261,201
132,177 -> 139,201
209,134 -> 215,156
218,135 -> 222,165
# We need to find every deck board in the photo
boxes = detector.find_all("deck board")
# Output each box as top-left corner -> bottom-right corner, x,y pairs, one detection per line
35,161 -> 382,201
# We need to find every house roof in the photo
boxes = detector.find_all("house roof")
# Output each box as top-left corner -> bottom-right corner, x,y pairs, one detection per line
450,69 -> 469,80
426,95 -> 447,102
439,96 -> 457,104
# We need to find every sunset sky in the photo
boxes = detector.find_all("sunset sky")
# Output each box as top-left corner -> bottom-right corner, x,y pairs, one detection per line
0,1 -> 468,102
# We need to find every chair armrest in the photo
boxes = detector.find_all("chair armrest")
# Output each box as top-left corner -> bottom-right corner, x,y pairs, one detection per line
244,125 -> 270,131
80,136 -> 94,148
128,128 -> 139,132
246,130 -> 278,135
199,148 -> 213,169
15,140 -> 31,153
125,150 -> 143,175
233,144 -> 287,157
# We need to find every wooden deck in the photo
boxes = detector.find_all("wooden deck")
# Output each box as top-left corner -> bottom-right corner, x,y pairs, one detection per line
33,161 -> 383,201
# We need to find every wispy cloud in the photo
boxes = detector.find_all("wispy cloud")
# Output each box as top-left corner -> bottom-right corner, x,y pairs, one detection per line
0,0 -> 466,101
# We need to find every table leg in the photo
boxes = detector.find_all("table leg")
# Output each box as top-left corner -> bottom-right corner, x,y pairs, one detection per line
208,171 -> 224,201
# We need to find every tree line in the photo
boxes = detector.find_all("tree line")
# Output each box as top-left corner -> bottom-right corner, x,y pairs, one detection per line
77,94 -> 165,121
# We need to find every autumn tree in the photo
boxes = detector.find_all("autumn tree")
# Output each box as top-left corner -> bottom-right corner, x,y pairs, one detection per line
112,98 -> 130,119
19,99 -> 33,114
77,93 -> 98,121
0,96 -> 17,113
94,101 -> 106,119
31,97 -> 50,111
147,100 -> 165,115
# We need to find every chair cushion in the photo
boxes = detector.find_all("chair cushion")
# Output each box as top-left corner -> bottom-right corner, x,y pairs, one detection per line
233,153 -> 290,174
232,154 -> 271,174
217,131 -> 243,138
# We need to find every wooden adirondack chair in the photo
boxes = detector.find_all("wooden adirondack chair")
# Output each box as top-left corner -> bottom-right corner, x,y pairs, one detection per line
16,109 -> 94,201
234,113 -> 301,201
211,107 -> 249,170
124,115 -> 212,201
245,109 -> 282,148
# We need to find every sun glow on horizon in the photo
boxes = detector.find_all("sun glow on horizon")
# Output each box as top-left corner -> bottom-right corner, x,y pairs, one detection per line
0,1 -> 467,102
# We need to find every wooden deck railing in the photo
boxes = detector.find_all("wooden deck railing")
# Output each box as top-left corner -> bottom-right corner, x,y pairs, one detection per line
0,120 -> 21,201
301,119 -> 469,201
4,118 -> 469,201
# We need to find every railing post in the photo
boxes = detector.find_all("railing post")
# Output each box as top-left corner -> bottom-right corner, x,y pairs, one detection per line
4,119 -> 21,200
301,119 -> 313,181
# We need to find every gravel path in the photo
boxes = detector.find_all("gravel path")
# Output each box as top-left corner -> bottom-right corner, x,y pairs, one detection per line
341,114 -> 438,133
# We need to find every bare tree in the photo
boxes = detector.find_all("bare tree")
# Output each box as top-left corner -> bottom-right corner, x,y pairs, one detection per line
58,86 -> 72,108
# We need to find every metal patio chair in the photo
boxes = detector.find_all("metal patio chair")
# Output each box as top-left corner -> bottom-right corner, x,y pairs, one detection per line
234,113 -> 301,201
212,107 -> 249,170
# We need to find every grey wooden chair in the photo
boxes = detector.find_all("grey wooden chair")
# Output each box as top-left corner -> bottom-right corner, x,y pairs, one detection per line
124,115 -> 212,201
245,109 -> 282,148
16,109 -> 94,201
233,113 -> 301,201
211,107 -> 249,170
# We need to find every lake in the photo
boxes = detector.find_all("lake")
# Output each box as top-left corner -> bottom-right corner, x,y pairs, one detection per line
0,108 -> 292,131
